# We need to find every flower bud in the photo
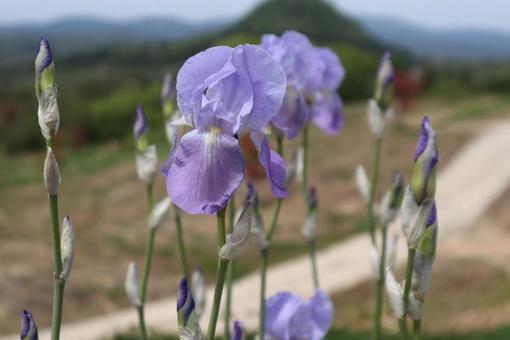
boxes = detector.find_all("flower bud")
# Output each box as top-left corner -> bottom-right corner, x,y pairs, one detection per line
20,310 -> 38,340
35,38 -> 59,140
400,186 -> 434,249
355,164 -> 371,204
374,51 -> 394,110
386,234 -> 399,270
161,73 -> 175,120
407,292 -> 422,321
136,144 -> 158,184
148,197 -> 172,229
306,187 -> 318,212
385,267 -> 404,319
191,269 -> 206,319
411,116 -> 438,204
302,210 -> 317,241
60,216 -> 75,281
377,171 -> 404,225
231,320 -> 246,340
219,199 -> 253,260
125,262 -> 141,307
285,147 -> 304,185
133,106 -> 148,152
177,277 -> 203,339
367,99 -> 385,139
44,147 -> 60,195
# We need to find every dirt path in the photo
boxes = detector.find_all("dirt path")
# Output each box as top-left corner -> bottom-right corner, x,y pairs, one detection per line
3,118 -> 510,340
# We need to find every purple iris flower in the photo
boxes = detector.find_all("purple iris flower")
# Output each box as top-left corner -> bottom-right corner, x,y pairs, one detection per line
162,44 -> 287,215
265,290 -> 333,340
133,105 -> 148,140
261,31 -> 345,138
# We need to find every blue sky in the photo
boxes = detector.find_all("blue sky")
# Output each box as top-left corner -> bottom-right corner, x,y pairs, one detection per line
3,0 -> 510,32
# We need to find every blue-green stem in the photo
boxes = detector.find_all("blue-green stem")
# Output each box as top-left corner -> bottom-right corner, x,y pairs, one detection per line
174,208 -> 190,281
367,138 -> 382,245
373,226 -> 388,340
308,238 -> 320,289
137,183 -> 155,340
46,138 -> 65,340
206,208 -> 229,340
413,319 -> 422,340
258,134 -> 285,338
224,197 -> 237,340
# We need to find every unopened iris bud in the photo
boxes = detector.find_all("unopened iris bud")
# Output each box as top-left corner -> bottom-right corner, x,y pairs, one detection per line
44,147 -> 60,195
374,51 -> 394,110
386,234 -> 399,270
20,310 -> 38,340
302,210 -> 317,241
136,144 -> 158,184
177,277 -> 203,339
385,267 -> 404,319
231,320 -> 246,340
285,147 -> 304,185
191,269 -> 206,319
407,293 -> 422,321
367,99 -> 385,139
35,38 -> 59,140
401,186 -> 434,249
133,106 -> 149,152
161,73 -> 175,120
60,216 -> 75,281
125,262 -> 142,307
148,197 -> 172,229
355,164 -> 371,204
306,187 -> 318,212
219,198 -> 253,260
411,116 -> 438,204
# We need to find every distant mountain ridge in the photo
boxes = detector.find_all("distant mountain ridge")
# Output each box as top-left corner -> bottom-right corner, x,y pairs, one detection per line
358,15 -> 510,60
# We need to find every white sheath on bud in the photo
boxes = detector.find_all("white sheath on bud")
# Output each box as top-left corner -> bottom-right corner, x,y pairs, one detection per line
136,144 -> 158,184
407,292 -> 422,321
148,197 -> 172,229
401,186 -> 434,248
386,234 -> 398,270
385,267 -> 404,318
191,269 -> 206,319
44,147 -> 61,195
250,212 -> 268,250
125,262 -> 142,307
367,99 -> 385,139
219,201 -> 253,260
286,147 -> 305,185
378,191 -> 398,226
302,211 -> 317,241
60,216 -> 75,280
355,164 -> 371,204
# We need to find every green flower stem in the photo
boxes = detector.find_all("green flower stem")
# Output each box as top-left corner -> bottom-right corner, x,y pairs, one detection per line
367,138 -> 382,245
308,238 -> 320,289
206,208 -> 229,340
174,209 -> 190,281
398,318 -> 409,339
224,197 -> 237,340
49,193 -> 64,340
301,126 -> 309,193
258,247 -> 269,338
373,226 -> 388,340
413,319 -> 422,340
137,183 -> 156,340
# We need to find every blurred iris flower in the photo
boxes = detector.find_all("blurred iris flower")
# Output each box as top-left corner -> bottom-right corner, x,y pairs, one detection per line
162,44 -> 288,215
261,31 -> 345,138
265,290 -> 333,340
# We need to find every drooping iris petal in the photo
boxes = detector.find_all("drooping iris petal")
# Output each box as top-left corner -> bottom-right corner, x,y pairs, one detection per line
230,44 -> 287,134
265,292 -> 303,340
271,86 -> 310,139
308,289 -> 334,339
311,92 -> 343,135
250,132 -> 287,198
176,46 -> 234,122
166,130 -> 244,215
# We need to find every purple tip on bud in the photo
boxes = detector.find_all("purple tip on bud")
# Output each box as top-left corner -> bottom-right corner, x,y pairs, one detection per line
427,203 -> 437,226
307,187 -> 318,211
177,277 -> 195,327
414,116 -> 431,160
177,277 -> 188,311
231,320 -> 245,340
36,37 -> 53,74
380,51 -> 394,87
161,73 -> 174,102
133,105 -> 148,139
20,310 -> 38,340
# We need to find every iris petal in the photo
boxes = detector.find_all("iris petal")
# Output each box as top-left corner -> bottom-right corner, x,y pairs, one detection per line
251,132 -> 287,198
166,130 -> 244,215
308,289 -> 334,339
271,86 -> 310,139
311,92 -> 344,135
265,292 -> 303,340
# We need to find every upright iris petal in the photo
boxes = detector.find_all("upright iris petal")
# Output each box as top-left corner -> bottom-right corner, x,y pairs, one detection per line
163,44 -> 287,215
261,31 -> 345,138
